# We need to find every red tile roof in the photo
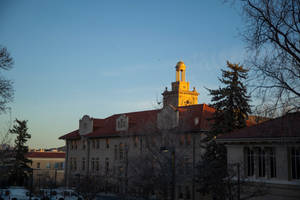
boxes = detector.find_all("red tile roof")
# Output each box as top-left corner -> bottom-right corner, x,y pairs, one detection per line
59,129 -> 80,140
26,152 -> 65,159
217,112 -> 300,140
59,104 -> 215,140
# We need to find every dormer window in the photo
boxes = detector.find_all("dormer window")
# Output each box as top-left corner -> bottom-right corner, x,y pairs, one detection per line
116,115 -> 129,131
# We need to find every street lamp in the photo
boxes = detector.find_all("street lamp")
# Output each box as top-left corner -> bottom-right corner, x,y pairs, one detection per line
160,146 -> 175,200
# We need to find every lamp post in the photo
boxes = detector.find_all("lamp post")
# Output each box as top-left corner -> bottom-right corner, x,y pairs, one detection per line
160,146 -> 175,200
237,163 -> 240,200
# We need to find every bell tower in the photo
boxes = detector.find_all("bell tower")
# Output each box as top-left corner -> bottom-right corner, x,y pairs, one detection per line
162,61 -> 199,107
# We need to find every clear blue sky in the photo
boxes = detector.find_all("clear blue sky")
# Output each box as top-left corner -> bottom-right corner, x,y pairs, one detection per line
0,0 -> 246,148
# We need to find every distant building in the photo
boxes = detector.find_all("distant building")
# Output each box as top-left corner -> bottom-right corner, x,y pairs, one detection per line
26,151 -> 65,187
217,112 -> 300,200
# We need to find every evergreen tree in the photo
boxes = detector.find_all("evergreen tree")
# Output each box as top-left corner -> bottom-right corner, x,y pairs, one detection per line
208,61 -> 251,135
9,119 -> 31,186
197,62 -> 251,200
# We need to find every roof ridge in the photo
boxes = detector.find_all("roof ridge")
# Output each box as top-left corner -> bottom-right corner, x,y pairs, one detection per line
108,108 -> 160,118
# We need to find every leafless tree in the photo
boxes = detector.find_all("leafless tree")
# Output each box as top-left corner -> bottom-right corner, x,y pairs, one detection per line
0,109 -> 13,187
124,109 -> 197,200
74,175 -> 104,200
232,0 -> 300,113
0,46 -> 14,114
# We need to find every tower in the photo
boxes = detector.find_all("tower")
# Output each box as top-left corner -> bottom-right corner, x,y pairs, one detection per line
162,61 -> 199,107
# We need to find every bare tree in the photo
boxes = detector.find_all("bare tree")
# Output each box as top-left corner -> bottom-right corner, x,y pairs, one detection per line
74,175 -> 104,200
0,46 -> 14,114
232,0 -> 300,112
0,109 -> 13,187
125,108 -> 197,200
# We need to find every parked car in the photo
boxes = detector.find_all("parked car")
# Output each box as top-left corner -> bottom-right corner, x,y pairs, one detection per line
0,187 -> 37,200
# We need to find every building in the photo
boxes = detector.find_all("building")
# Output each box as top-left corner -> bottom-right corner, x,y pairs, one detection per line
217,112 -> 300,200
59,61 -> 215,199
26,150 -> 65,187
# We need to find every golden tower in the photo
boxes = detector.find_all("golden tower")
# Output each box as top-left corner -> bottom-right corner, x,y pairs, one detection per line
162,61 -> 199,107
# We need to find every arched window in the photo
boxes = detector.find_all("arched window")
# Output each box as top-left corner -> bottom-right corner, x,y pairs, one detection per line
119,143 -> 124,160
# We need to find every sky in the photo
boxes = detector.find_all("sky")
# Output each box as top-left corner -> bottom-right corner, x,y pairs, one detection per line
0,0 -> 246,149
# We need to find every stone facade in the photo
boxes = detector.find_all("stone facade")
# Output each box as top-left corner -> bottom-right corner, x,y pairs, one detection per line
59,62 -> 214,199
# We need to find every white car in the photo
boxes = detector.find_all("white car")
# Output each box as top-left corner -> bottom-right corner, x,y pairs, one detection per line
0,187 -> 34,200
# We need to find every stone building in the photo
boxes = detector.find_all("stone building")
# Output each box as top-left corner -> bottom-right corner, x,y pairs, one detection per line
217,112 -> 300,200
59,61 -> 215,199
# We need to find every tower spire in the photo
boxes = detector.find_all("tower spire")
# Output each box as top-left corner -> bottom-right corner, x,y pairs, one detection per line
176,61 -> 186,82
162,61 -> 199,107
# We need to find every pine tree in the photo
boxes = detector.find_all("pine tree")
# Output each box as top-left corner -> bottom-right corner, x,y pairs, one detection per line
208,61 -> 251,135
9,119 -> 32,186
198,62 -> 251,200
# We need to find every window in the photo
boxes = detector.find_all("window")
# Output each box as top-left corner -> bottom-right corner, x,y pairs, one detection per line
91,158 -> 95,172
82,158 -> 85,171
37,162 -> 40,169
185,186 -> 191,199
119,166 -> 124,176
105,158 -> 109,174
113,166 -> 116,175
119,143 -> 124,160
96,139 -> 100,149
125,144 -> 128,159
270,148 -> 276,178
74,158 -> 77,170
133,136 -> 138,147
46,162 -> 51,169
116,115 -> 128,131
258,148 -> 266,177
185,134 -> 191,146
82,140 -> 86,150
178,185 -> 183,199
184,157 -> 191,175
114,145 -> 118,160
180,135 -> 184,146
291,147 -> 300,179
92,140 -> 95,149
96,158 -> 99,171
54,162 -> 59,169
70,158 -> 73,170
106,138 -> 109,149
245,147 -> 254,176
